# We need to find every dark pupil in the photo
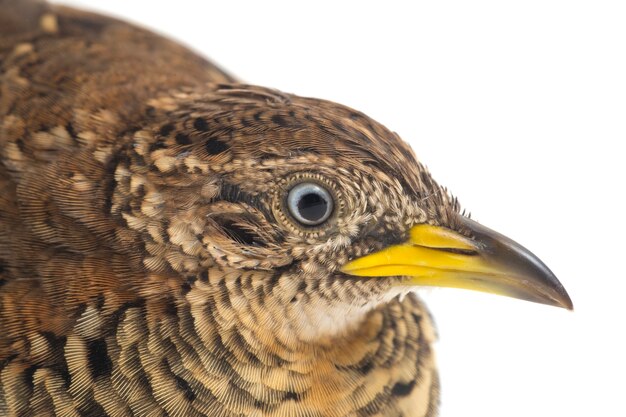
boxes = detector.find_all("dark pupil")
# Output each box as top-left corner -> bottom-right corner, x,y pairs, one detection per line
297,192 -> 327,222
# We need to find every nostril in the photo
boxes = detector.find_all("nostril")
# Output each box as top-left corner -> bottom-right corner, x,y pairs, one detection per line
418,246 -> 479,256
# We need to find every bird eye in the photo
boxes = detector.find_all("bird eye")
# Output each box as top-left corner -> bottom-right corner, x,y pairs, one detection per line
287,182 -> 334,226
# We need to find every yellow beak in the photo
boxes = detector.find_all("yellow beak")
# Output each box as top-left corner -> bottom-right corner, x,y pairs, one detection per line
341,217 -> 573,309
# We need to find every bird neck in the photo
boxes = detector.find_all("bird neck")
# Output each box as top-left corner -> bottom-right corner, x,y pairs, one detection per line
185,271 -> 380,355
156,278 -> 440,416
29,269 -> 440,417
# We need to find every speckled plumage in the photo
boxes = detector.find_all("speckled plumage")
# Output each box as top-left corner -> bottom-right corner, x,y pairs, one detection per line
0,1 -> 474,416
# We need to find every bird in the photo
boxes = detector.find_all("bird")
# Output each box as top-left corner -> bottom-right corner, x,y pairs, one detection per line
0,1 -> 572,416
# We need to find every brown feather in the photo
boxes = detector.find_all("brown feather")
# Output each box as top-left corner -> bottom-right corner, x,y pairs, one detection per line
0,2 -> 447,416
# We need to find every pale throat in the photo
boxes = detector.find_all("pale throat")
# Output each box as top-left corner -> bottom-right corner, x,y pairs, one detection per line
283,287 -> 412,343
186,271 -> 412,354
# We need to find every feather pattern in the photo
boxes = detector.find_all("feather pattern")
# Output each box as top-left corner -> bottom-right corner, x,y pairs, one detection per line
0,2 -> 447,416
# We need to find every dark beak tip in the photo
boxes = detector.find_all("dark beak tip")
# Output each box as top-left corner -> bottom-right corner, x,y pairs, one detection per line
543,273 -> 573,311
559,291 -> 574,311
537,274 -> 573,310
461,216 -> 573,311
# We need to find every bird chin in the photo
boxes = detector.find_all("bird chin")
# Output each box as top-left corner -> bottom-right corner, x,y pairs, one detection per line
289,274 -> 409,342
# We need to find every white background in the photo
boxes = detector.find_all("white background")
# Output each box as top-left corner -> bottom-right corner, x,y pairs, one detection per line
54,1 -> 626,416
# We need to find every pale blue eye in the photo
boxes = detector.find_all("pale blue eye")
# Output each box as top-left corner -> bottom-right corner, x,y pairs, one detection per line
287,183 -> 333,226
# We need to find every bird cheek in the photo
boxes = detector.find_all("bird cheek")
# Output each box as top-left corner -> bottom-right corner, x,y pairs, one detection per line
202,203 -> 293,270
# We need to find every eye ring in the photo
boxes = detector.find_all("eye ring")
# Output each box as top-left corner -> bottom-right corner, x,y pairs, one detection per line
287,182 -> 334,226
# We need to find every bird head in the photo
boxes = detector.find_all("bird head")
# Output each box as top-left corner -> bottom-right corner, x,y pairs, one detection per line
123,84 -> 572,341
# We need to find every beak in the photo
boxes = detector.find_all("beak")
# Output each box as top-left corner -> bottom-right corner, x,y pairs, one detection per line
341,217 -> 573,310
